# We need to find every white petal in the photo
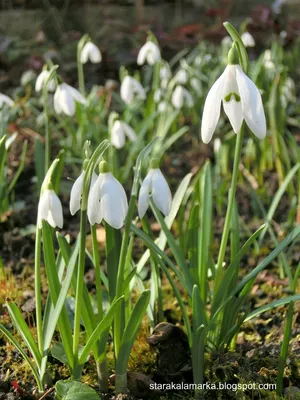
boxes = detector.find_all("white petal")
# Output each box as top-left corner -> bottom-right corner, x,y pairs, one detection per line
0,94 -> 14,108
53,86 -> 62,114
223,99 -> 244,133
201,68 -> 227,144
111,120 -> 125,149
100,173 -> 128,229
183,88 -> 194,108
120,76 -> 134,104
69,171 -> 85,216
37,190 -> 51,228
175,69 -> 188,84
137,44 -> 148,66
35,70 -> 48,92
48,190 -> 63,229
133,79 -> 146,100
235,66 -> 267,139
151,169 -> 172,216
122,122 -> 137,142
241,32 -> 255,47
137,41 -> 160,65
59,85 -> 75,116
138,170 -> 153,219
89,43 -> 102,63
87,176 -> 103,225
65,84 -> 86,105
172,86 -> 184,109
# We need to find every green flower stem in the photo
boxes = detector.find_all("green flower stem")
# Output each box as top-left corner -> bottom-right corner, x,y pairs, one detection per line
214,125 -> 244,292
73,209 -> 87,371
34,226 -> 43,356
91,224 -> 103,323
77,52 -> 85,95
114,195 -> 136,358
43,88 -> 51,175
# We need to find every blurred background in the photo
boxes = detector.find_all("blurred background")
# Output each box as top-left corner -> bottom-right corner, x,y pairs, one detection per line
0,0 -> 299,90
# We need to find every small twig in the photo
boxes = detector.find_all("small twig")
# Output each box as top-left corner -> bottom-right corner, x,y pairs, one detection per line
39,387 -> 55,400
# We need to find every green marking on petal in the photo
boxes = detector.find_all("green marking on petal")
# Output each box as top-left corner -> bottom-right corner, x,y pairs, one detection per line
224,92 -> 241,102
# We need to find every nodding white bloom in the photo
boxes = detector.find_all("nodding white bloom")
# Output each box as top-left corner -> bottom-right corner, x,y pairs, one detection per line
137,41 -> 161,66
111,120 -> 137,149
0,93 -> 14,108
69,170 -> 98,216
201,49 -> 267,144
263,50 -> 275,70
35,70 -> 56,92
138,167 -> 172,219
54,83 -> 86,116
88,162 -> 128,229
120,76 -> 146,105
175,69 -> 188,85
38,188 -> 63,229
171,85 -> 194,109
80,42 -> 102,64
160,65 -> 171,89
241,32 -> 255,48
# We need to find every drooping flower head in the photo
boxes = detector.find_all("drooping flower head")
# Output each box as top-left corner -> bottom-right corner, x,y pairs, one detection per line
111,120 -> 137,149
80,41 -> 102,64
201,44 -> 266,144
35,69 -> 56,92
120,76 -> 146,105
54,83 -> 86,116
241,32 -> 255,48
87,161 -> 128,229
138,158 -> 172,219
37,183 -> 63,229
172,85 -> 194,110
137,40 -> 161,66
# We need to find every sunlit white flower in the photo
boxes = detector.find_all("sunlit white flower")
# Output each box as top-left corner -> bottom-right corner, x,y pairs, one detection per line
137,41 -> 161,66
120,76 -> 146,105
175,69 -> 188,85
160,65 -> 171,89
35,70 -> 56,92
111,120 -> 137,149
80,42 -> 102,64
0,93 -> 14,108
38,189 -> 63,229
54,83 -> 86,116
5,132 -> 18,150
70,170 -> 98,216
263,50 -> 275,70
171,85 -> 194,109
138,168 -> 172,218
241,32 -> 255,48
88,168 -> 128,229
201,63 -> 267,144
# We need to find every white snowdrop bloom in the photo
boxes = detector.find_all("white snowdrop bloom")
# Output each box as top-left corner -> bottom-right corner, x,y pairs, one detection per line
80,42 -> 102,64
87,164 -> 128,229
35,70 -> 56,92
137,41 -> 161,66
160,65 -> 171,89
54,83 -> 86,116
111,120 -> 137,149
175,69 -> 188,85
0,93 -> 14,108
201,53 -> 267,144
5,132 -> 18,150
138,168 -> 172,219
241,32 -> 255,48
171,85 -> 194,109
69,170 -> 97,216
38,188 -> 63,229
120,76 -> 146,105
263,50 -> 275,70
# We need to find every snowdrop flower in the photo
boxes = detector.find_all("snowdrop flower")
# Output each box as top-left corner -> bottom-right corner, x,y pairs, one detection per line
69,169 -> 98,216
201,45 -> 266,144
160,65 -> 171,89
138,162 -> 172,219
137,41 -> 161,66
88,161 -> 128,229
263,50 -> 275,70
38,186 -> 63,229
171,85 -> 194,109
54,83 -> 86,116
241,32 -> 255,48
80,42 -> 102,64
120,76 -> 146,105
35,70 -> 56,92
111,120 -> 137,149
175,69 -> 188,85
0,93 -> 14,108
